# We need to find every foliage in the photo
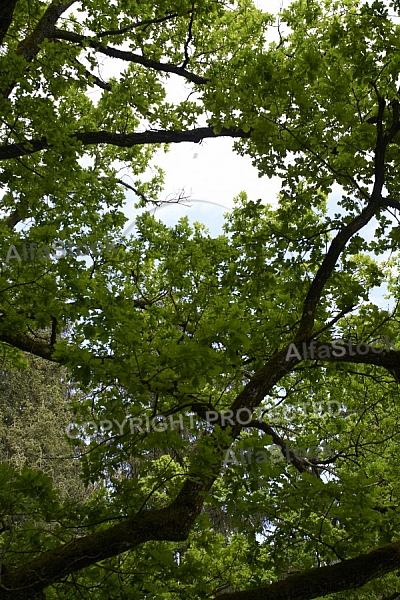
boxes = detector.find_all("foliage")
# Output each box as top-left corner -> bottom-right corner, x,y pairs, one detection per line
1,0 -> 400,598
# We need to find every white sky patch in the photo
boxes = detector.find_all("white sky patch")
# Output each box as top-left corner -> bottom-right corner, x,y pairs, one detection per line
122,137 -> 282,235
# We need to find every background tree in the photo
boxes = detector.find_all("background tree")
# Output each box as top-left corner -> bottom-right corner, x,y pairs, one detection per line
2,0 -> 400,598
0,351 -> 90,499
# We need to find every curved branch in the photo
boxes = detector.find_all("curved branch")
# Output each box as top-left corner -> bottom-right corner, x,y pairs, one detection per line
48,29 -> 210,84
0,337 -> 303,596
295,199 -> 383,340
2,323 -> 398,597
247,420 -> 313,474
286,97 -> 395,342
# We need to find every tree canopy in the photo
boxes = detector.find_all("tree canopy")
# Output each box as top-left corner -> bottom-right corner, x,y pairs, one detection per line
2,0 -> 400,598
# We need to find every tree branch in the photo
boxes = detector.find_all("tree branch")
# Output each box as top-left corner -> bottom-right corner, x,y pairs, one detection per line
1,324 -> 397,596
3,208 -> 23,230
304,341 -> 400,382
247,420 -> 316,474
0,329 -> 55,361
16,1 -> 77,63
48,29 -> 209,84
181,5 -> 195,69
0,340 -> 303,595
217,540 -> 400,600
295,199 -> 384,340
73,57 -> 112,91
95,12 -> 182,37
384,198 -> 400,210
0,127 -> 250,160
0,491 -> 198,597
0,0 -> 18,46
1,0 -> 77,97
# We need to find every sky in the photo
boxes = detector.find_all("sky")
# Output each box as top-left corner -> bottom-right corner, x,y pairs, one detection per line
121,138 -> 282,238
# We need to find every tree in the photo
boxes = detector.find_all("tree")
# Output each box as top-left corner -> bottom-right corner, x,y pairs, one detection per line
2,0 -> 400,597
0,351 -> 91,500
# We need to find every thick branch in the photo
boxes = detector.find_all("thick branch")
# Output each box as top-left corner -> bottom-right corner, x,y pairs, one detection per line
0,296 -> 154,361
16,1 -> 76,63
1,256 -> 394,596
0,330 -> 55,361
0,0 -> 18,46
49,29 -> 209,84
2,325 -> 395,597
3,208 -> 22,229
226,347 -> 305,439
0,127 -> 250,160
384,198 -> 400,210
1,0 -> 77,97
0,488 -> 201,597
217,540 -> 400,600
